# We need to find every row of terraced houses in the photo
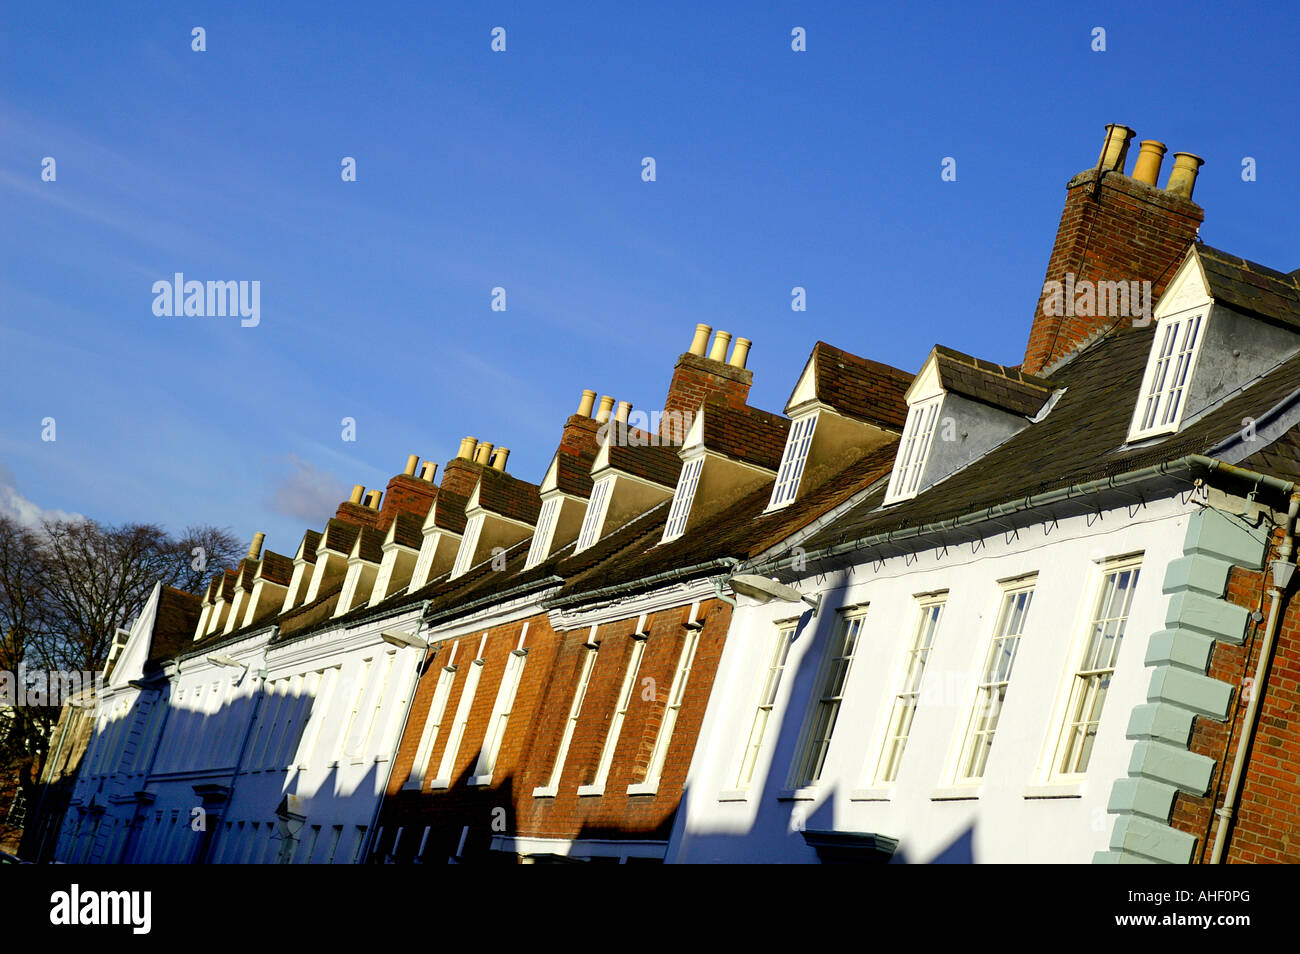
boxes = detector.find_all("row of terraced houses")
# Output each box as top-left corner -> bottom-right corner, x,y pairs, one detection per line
23,125 -> 1300,863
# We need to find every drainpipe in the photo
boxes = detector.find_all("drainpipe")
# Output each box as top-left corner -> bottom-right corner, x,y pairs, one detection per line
1210,491 -> 1300,863
359,601 -> 431,865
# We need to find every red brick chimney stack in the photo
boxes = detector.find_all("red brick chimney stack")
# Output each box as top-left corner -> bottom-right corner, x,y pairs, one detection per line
660,324 -> 753,439
1022,124 -> 1205,375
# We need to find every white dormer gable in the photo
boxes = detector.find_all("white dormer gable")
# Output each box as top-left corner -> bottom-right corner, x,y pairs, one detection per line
1126,252 -> 1213,442
108,582 -> 162,689
788,357 -> 818,409
574,432 -> 675,553
662,407 -> 778,541
525,455 -> 590,569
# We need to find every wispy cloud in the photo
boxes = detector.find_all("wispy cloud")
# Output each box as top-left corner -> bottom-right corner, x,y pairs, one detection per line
0,464 -> 83,527
264,454 -> 350,523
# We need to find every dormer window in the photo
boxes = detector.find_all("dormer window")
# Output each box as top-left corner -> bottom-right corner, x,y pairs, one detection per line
662,457 -> 704,542
524,497 -> 560,570
1129,311 -> 1204,440
883,397 -> 940,504
574,477 -> 612,553
449,514 -> 484,579
767,414 -> 817,510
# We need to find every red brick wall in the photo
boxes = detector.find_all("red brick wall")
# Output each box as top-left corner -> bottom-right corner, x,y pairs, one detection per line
1022,169 -> 1203,375
334,501 -> 383,529
1170,526 -> 1300,863
661,354 -> 752,439
380,597 -> 732,861
379,474 -> 437,528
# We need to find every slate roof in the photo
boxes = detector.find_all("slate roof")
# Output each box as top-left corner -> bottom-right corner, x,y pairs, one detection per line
799,320 -> 1300,553
799,342 -> 913,430
931,345 -> 1055,416
1240,422 -> 1300,484
1199,244 -> 1300,330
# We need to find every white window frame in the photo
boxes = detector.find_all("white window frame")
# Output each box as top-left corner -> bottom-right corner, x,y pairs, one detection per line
404,662 -> 457,789
359,650 -> 396,760
575,477 -> 613,553
535,638 -> 599,796
582,633 -> 647,794
952,580 -> 1035,783
1128,309 -> 1207,441
431,656 -> 485,787
735,621 -> 797,789
471,643 -> 529,785
767,413 -> 818,510
884,396 -> 942,504
632,620 -> 702,794
872,596 -> 945,785
525,496 -> 561,569
449,514 -> 485,579
791,609 -> 866,790
1048,556 -> 1142,780
662,456 -> 704,542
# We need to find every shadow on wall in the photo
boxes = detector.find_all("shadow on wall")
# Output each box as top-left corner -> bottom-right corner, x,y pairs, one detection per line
45,667 -> 398,864
665,570 -> 978,864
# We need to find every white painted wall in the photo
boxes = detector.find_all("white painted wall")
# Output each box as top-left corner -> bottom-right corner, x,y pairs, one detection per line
669,494 -> 1198,864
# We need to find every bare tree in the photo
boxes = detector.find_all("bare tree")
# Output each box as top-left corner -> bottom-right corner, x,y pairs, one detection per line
0,515 -> 243,838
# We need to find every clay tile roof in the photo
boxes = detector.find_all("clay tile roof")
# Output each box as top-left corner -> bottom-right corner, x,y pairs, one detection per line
1198,244 -> 1300,329
257,551 -> 294,586
219,569 -> 238,600
234,559 -> 257,591
299,529 -> 321,563
931,345 -> 1056,417
806,342 -> 912,430
554,453 -> 596,499
145,587 -> 202,672
699,398 -> 790,470
606,438 -> 683,489
354,526 -> 385,564
320,518 -> 360,555
430,490 -> 469,535
389,512 -> 424,550
476,469 -> 543,525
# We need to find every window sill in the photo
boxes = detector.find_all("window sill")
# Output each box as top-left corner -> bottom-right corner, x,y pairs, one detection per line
532,785 -> 557,798
576,783 -> 605,797
627,782 -> 659,797
929,784 -> 981,801
848,786 -> 892,802
428,778 -> 451,791
777,786 -> 820,802
716,789 -> 749,803
1023,782 -> 1083,799
467,774 -> 492,787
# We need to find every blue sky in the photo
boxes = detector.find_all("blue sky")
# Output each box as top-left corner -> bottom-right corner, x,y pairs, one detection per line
3,1 -> 1299,558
